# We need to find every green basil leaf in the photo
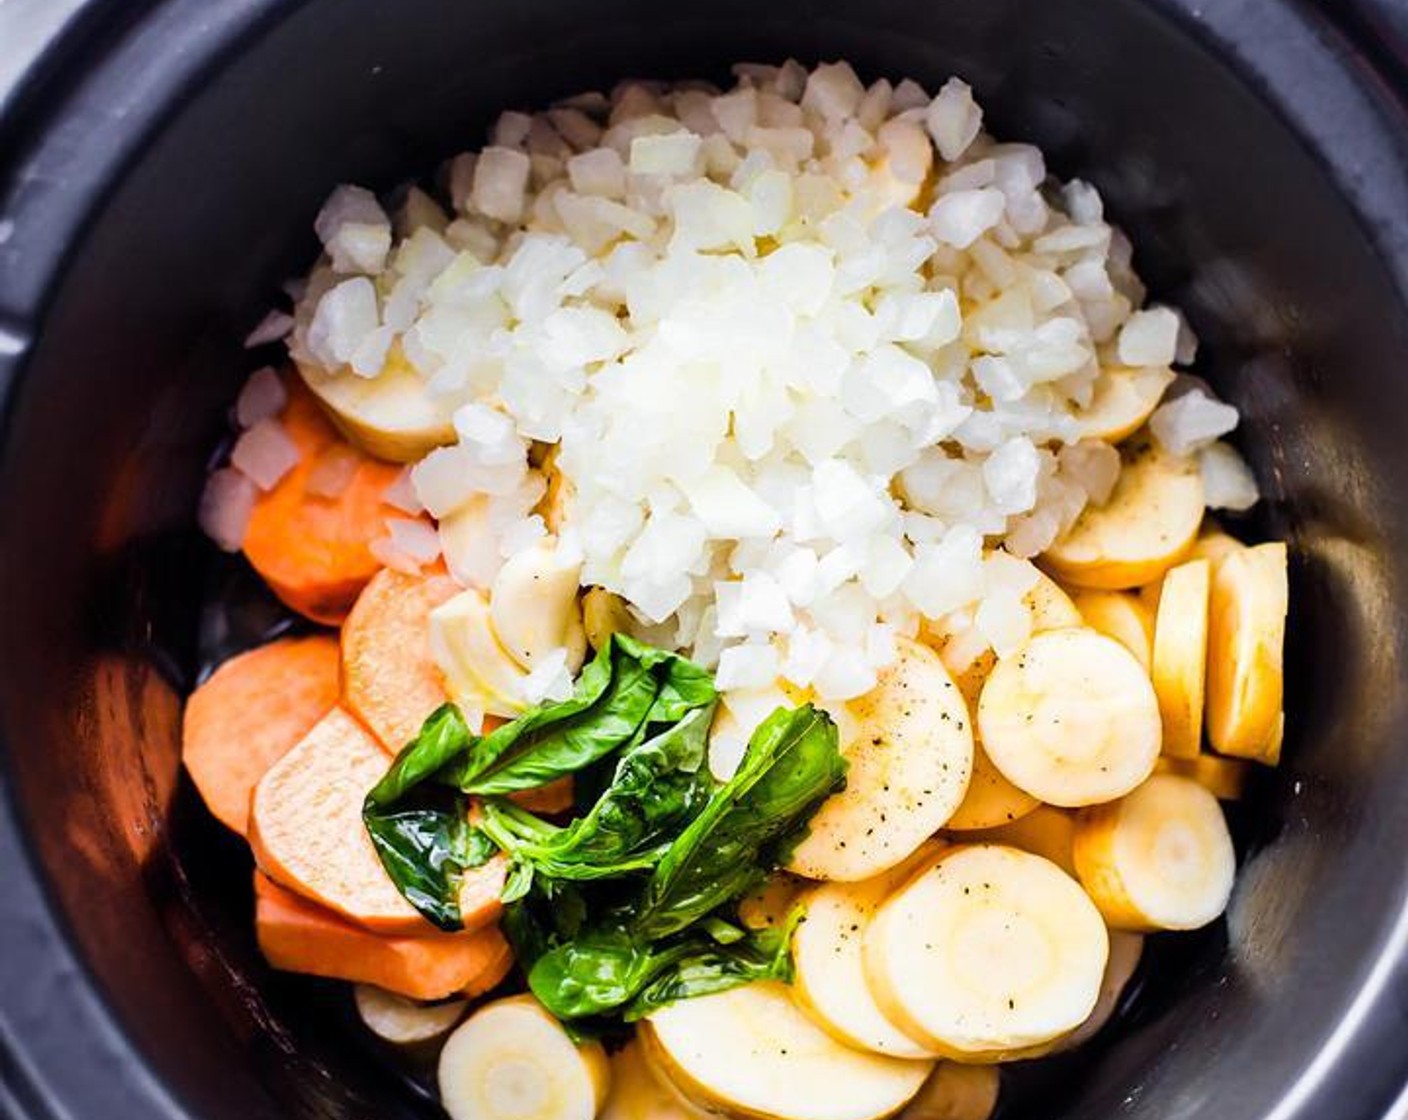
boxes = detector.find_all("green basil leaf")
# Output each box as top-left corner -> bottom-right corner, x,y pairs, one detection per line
636,705 -> 845,940
452,636 -> 716,796
623,907 -> 804,1020
477,703 -> 715,884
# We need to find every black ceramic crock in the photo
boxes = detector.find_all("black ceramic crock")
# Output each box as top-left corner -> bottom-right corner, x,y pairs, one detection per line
3,1 -> 1408,1118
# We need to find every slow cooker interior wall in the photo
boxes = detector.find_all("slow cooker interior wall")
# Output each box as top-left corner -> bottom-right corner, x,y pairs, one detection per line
4,0 -> 1408,1117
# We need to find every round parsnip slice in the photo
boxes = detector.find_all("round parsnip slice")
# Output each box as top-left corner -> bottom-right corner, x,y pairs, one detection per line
737,874 -> 807,931
1075,366 -> 1176,443
644,982 -> 932,1120
1151,559 -> 1211,760
945,575 -> 1072,832
978,629 -> 1160,807
1072,590 -> 1153,671
1188,527 -> 1242,570
1026,570 -> 1084,630
601,1039 -> 711,1120
1050,930 -> 1143,1053
793,843 -> 946,1058
1206,543 -> 1288,763
899,1063 -> 999,1120
1042,438 -> 1204,590
863,845 -> 1108,1061
1073,774 -> 1236,931
963,806 -> 1077,877
943,744 -> 1040,832
788,639 -> 973,881
298,350 -> 458,463
439,996 -> 610,1120
1156,753 -> 1251,801
354,985 -> 467,1046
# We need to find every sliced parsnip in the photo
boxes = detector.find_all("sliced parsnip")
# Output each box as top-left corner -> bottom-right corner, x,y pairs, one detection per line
1042,438 -> 1204,590
1206,543 -> 1288,763
1188,528 -> 1242,570
978,628 -> 1160,807
943,745 -> 1040,832
354,985 -> 467,1046
439,995 -> 610,1120
944,574 -> 1073,832
644,982 -> 932,1120
583,587 -> 638,652
788,639 -> 973,881
1075,367 -> 1176,443
1073,774 -> 1236,931
429,589 -> 529,719
1071,590 -> 1154,671
1026,570 -> 1084,630
899,1063 -> 999,1120
1052,930 -> 1144,1053
1155,754 -> 1251,801
490,539 -> 587,673
601,1038 -> 711,1120
297,350 -> 458,463
963,805 -> 1077,877
863,845 -> 1108,1061
737,873 -> 806,931
793,843 -> 946,1058
1151,559 -> 1211,760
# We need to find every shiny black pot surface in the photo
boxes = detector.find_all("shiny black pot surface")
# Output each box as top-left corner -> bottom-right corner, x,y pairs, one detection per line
2,1 -> 1408,1118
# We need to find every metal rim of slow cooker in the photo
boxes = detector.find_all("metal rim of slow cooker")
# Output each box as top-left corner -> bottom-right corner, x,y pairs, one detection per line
0,2 -> 1407,1118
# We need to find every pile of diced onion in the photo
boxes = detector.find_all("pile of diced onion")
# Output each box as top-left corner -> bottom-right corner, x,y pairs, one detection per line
228,59 -> 1258,705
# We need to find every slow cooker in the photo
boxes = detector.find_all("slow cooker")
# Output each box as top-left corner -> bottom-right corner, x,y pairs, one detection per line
3,1 -> 1408,1117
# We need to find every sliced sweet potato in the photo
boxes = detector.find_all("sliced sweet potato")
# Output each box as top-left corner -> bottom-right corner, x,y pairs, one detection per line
249,706 -> 433,933
242,381 -> 414,625
182,635 -> 340,835
342,566 -> 463,753
254,873 -> 513,1000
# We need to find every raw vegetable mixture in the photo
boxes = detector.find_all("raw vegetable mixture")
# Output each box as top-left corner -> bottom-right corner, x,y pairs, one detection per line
185,58 -> 1289,1120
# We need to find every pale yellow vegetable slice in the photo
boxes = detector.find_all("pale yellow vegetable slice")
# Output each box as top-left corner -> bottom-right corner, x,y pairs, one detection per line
429,589 -> 529,718
354,985 -> 467,1046
737,874 -> 806,931
1071,590 -> 1153,670
1026,570 -> 1084,630
1073,774 -> 1236,931
643,982 -> 933,1120
863,845 -> 1108,1061
601,1038 -> 711,1120
1151,559 -> 1211,760
438,995 -> 610,1120
297,349 -> 457,463
792,843 -> 946,1058
1075,366 -> 1176,442
490,538 -> 587,673
1155,754 -> 1251,801
583,587 -> 638,652
899,1064 -> 999,1120
977,629 -> 1161,807
943,745 -> 1040,832
1051,930 -> 1144,1052
962,805 -> 1077,877
1042,438 -> 1203,590
931,580 -> 1072,833
788,639 -> 973,881
1188,527 -> 1242,570
1206,542 -> 1288,763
